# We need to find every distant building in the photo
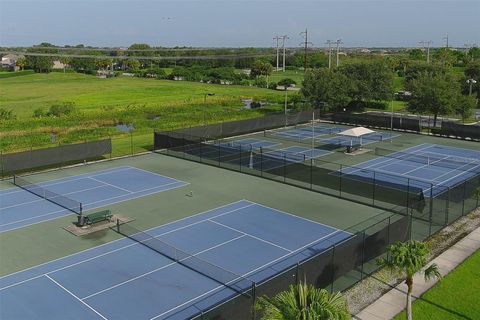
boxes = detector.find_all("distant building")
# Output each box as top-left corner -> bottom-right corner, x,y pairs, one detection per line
1,54 -> 20,71
52,60 -> 66,69
96,70 -> 114,78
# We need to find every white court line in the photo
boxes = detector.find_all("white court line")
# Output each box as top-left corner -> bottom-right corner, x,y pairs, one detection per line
3,200 -> 351,320
208,219 -> 292,252
252,201 -> 353,235
151,228 -> 348,320
82,235 -> 246,300
124,166 -> 190,186
45,275 -> 109,320
0,200 -> 249,281
341,144 -> 434,176
1,166 -> 133,196
0,181 -> 188,230
88,177 -> 133,194
0,201 -> 253,289
0,185 -> 106,212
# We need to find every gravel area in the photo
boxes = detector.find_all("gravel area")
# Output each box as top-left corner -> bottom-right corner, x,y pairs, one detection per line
345,207 -> 480,315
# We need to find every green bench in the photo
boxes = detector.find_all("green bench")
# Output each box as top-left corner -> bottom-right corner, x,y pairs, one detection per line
84,210 -> 113,225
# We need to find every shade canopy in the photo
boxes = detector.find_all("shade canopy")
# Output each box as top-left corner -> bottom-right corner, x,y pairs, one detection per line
337,127 -> 375,137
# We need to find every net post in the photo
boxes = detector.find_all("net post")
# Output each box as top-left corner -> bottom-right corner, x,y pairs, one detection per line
116,219 -> 120,233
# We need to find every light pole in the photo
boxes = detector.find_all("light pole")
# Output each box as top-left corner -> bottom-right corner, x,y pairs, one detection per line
467,79 -> 477,96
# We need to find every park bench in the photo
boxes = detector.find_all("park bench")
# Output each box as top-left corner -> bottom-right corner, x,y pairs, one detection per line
84,210 -> 113,225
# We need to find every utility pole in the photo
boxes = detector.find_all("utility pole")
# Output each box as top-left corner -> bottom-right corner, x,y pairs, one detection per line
443,34 -> 449,48
335,39 -> 343,67
300,29 -> 313,74
326,40 -> 334,69
281,35 -> 289,72
273,36 -> 281,71
419,40 -> 433,63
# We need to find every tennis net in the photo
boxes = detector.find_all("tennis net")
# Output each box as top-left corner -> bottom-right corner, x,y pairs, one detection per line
375,147 -> 480,173
114,221 -> 254,297
13,175 -> 83,214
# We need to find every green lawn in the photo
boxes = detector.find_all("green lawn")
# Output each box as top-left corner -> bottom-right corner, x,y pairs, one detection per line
393,250 -> 480,320
268,69 -> 305,87
0,72 -> 287,152
0,72 -> 283,118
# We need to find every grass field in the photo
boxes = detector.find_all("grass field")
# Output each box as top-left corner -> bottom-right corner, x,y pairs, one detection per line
393,250 -> 480,320
0,73 -> 283,118
0,72 -> 287,152
268,69 -> 305,86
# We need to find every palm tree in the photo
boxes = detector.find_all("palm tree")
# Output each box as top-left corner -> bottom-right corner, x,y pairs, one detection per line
255,280 -> 351,320
378,240 -> 441,320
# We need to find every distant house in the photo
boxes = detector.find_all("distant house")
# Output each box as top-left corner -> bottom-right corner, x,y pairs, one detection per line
96,70 -> 114,78
52,60 -> 66,69
1,54 -> 20,71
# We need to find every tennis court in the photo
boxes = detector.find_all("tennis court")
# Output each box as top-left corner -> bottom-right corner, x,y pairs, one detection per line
0,200 -> 351,320
227,146 -> 332,170
338,143 -> 480,195
269,124 -> 343,140
0,166 -> 188,233
320,132 -> 400,146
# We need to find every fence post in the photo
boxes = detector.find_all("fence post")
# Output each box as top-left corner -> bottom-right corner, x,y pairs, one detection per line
310,158 -> 313,190
429,184 -> 434,236
330,244 -> 336,294
360,231 -> 366,280
339,164 -> 343,198
461,181 -> 467,216
372,171 -> 376,206
251,282 -> 256,320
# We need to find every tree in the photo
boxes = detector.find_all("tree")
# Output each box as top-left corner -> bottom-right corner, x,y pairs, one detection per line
456,95 -> 476,122
408,49 -> 424,61
407,72 -> 458,126
15,56 -> 27,70
125,59 -> 140,72
378,241 -> 441,320
256,281 -> 351,320
301,69 -> 351,112
339,61 -> 394,103
251,60 -> 273,78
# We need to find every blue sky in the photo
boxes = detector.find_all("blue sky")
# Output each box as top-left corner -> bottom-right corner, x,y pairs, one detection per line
0,0 -> 478,48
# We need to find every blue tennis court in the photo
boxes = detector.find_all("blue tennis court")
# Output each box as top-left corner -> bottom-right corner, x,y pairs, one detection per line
228,146 -> 332,170
321,132 -> 400,146
0,166 -> 188,233
0,200 -> 351,320
338,144 -> 480,195
271,125 -> 343,140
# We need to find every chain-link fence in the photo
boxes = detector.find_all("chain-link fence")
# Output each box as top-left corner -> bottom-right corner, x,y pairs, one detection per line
186,213 -> 410,320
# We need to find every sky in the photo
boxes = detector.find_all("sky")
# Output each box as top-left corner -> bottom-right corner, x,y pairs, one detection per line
0,0 -> 479,48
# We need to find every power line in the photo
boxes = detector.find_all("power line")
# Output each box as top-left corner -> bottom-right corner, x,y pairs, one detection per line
335,39 -> 343,67
299,28 -> 313,74
0,51 -> 276,61
281,35 -> 289,72
419,40 -> 433,63
273,36 -> 281,71
325,40 -> 334,69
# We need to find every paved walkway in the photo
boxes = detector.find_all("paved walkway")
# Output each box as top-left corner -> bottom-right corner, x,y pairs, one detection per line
355,227 -> 480,320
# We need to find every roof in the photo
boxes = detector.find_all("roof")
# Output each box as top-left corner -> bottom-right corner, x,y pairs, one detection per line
337,127 -> 375,137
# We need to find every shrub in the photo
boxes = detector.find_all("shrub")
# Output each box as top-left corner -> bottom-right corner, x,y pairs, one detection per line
0,108 -> 16,120
33,108 -> 46,118
48,102 -> 77,117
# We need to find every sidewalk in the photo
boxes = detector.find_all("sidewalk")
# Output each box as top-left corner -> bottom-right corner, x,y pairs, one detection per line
355,227 -> 480,320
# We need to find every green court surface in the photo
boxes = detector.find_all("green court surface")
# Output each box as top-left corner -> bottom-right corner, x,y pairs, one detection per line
0,151 -> 390,276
